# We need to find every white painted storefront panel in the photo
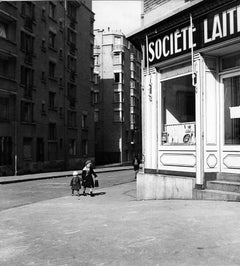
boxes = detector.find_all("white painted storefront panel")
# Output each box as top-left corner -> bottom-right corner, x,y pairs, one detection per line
221,152 -> 240,173
158,150 -> 196,172
205,70 -> 218,146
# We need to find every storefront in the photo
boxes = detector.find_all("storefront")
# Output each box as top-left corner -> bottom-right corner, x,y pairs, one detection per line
128,0 -> 240,200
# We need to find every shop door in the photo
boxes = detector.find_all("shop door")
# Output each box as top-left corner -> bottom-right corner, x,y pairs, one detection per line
220,72 -> 240,173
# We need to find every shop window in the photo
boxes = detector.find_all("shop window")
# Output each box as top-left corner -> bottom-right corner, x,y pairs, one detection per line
222,54 -> 240,71
162,74 -> 196,145
224,76 -> 240,145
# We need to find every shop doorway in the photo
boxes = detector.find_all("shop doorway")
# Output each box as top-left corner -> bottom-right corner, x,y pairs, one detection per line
220,71 -> 240,173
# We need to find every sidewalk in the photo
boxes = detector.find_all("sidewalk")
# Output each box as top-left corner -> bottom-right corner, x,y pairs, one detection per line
0,165 -> 133,184
1,181 -> 240,265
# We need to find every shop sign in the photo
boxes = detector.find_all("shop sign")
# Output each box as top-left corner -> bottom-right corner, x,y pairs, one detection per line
146,2 -> 240,66
229,106 -> 240,119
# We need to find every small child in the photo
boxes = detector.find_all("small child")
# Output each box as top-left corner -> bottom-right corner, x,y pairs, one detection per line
70,171 -> 81,196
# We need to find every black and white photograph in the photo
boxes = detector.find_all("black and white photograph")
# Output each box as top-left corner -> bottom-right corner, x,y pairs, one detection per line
1,0 -> 240,265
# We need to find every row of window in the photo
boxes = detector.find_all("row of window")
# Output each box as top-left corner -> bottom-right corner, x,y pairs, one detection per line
24,137 -> 88,162
21,1 -> 77,23
20,55 -> 76,87
0,95 -> 88,128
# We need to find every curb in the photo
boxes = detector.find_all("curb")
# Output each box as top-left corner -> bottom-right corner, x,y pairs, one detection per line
0,167 -> 133,185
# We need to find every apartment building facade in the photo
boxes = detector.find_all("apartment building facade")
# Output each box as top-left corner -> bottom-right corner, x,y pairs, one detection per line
93,29 -> 142,165
0,1 -> 95,176
128,0 -> 240,200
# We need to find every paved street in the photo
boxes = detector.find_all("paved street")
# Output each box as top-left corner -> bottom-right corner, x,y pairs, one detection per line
1,180 -> 240,266
0,169 -> 135,211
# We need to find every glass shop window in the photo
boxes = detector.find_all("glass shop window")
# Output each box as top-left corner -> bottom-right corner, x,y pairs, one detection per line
222,53 -> 240,71
162,74 -> 196,145
224,75 -> 240,145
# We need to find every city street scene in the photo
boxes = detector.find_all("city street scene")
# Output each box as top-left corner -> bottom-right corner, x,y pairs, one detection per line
1,0 -> 240,265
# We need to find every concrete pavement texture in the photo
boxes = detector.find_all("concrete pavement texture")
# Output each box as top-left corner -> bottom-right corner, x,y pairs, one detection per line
1,181 -> 240,266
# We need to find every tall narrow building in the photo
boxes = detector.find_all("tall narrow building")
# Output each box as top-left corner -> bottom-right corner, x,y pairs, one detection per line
93,29 -> 142,165
0,1 -> 95,176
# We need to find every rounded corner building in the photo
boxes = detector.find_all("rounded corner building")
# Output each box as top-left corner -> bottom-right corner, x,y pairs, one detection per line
128,0 -> 240,201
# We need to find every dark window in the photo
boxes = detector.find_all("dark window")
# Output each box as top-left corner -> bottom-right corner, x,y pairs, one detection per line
48,123 -> 56,140
67,56 -> 76,72
67,111 -> 76,127
68,83 -> 76,108
49,92 -> 55,109
0,136 -> 12,166
21,66 -> 34,86
23,137 -> 32,160
49,2 -> 55,19
69,139 -> 76,155
67,28 -> 76,44
21,2 -> 35,19
49,31 -> 56,49
36,138 -> 44,162
21,101 -> 34,122
0,97 -> 9,120
21,31 -> 34,53
67,2 -> 77,20
81,114 -> 87,129
82,140 -> 88,155
114,73 -> 120,83
0,22 -> 7,39
49,61 -> 56,78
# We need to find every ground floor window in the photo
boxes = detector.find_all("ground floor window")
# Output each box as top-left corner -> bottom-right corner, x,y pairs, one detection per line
162,74 -> 196,145
36,138 -> 44,162
0,136 -> 12,165
69,139 -> 76,155
224,75 -> 240,145
23,137 -> 32,160
82,140 -> 88,156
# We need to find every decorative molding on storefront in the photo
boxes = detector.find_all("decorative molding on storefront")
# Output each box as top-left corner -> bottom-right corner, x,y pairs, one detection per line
223,154 -> 240,169
143,67 -> 156,76
206,154 -> 217,168
160,153 -> 196,167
